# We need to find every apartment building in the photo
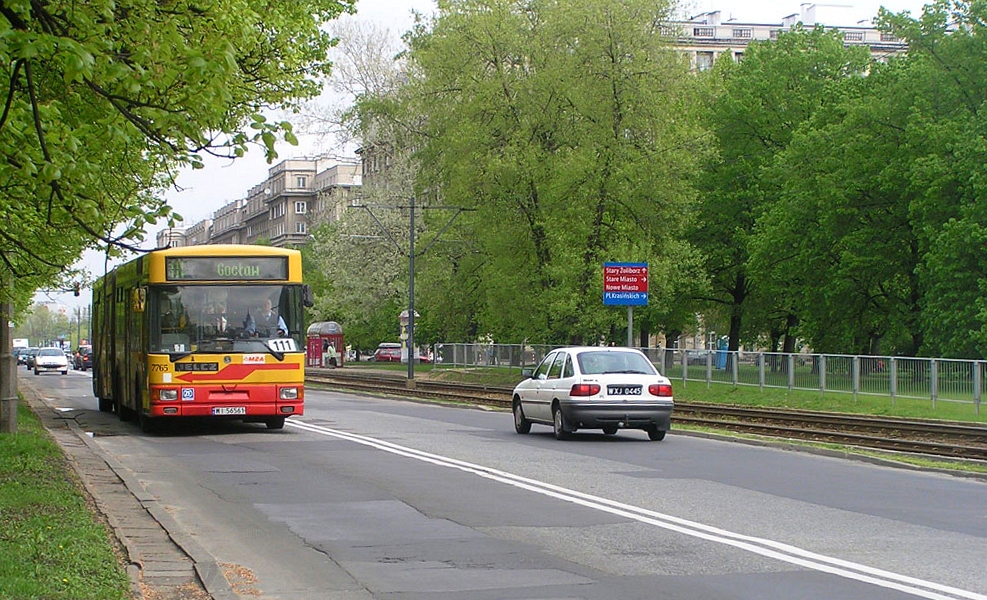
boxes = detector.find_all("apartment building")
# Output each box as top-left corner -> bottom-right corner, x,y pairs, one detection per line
155,226 -> 187,249
160,157 -> 362,249
675,4 -> 907,72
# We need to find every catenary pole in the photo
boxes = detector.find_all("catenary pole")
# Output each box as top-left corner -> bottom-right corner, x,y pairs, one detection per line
407,196 -> 416,381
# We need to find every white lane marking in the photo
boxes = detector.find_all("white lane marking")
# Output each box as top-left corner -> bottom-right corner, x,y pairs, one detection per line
287,419 -> 984,600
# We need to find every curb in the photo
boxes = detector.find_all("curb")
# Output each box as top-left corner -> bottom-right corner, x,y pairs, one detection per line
19,379 -> 239,600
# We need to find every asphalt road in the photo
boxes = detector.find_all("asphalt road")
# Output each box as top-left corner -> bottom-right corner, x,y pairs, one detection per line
22,369 -> 987,600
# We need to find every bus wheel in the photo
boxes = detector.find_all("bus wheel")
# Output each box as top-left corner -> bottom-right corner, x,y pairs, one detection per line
114,379 -> 131,421
138,411 -> 156,433
265,417 -> 285,430
98,397 -> 113,413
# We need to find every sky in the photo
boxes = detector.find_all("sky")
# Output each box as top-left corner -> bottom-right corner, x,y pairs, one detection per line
44,0 -> 930,312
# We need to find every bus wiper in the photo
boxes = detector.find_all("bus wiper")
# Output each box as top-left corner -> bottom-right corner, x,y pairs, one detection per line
168,351 -> 194,362
256,340 -> 285,361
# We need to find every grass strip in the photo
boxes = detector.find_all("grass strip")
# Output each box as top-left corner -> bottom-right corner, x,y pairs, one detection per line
0,400 -> 130,600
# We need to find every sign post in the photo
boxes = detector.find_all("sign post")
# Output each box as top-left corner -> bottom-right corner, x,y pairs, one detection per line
603,262 -> 649,347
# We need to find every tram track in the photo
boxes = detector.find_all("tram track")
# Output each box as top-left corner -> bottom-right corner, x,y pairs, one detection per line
306,368 -> 987,462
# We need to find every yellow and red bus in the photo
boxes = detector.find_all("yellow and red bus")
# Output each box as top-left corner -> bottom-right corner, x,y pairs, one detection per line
92,245 -> 312,432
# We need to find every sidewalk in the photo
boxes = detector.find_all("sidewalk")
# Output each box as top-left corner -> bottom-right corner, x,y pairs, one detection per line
19,379 -> 238,600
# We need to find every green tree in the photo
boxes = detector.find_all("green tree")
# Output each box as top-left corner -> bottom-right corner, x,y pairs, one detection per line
0,0 -> 355,310
753,1 -> 987,358
390,0 -> 706,345
881,1 -> 987,357
752,57 -> 921,355
14,303 -> 70,346
692,26 -> 870,354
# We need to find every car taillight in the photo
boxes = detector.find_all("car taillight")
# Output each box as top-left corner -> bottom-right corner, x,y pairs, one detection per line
649,383 -> 673,397
570,383 -> 601,397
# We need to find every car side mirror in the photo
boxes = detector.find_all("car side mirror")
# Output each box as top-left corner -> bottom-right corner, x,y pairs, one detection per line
521,368 -> 533,379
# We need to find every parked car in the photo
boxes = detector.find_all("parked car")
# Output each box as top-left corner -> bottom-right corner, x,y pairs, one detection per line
34,347 -> 69,375
373,343 -> 402,363
23,347 -> 39,369
511,346 -> 674,441
686,349 -> 714,365
73,345 -> 92,371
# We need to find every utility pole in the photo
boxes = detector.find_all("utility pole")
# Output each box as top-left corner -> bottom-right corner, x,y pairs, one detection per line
1,273 -> 17,433
358,196 -> 471,380
407,195 -> 415,381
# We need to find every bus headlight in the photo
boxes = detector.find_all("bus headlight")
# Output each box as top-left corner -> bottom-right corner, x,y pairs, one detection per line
158,389 -> 178,401
279,387 -> 299,400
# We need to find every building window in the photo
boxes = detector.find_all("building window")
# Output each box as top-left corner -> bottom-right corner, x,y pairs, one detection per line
696,51 -> 715,71
732,28 -> 752,39
296,176 -> 307,188
844,31 -> 864,42
295,201 -> 307,214
734,51 -> 744,61
693,27 -> 714,38
880,33 -> 900,42
295,221 -> 306,234
770,29 -> 780,39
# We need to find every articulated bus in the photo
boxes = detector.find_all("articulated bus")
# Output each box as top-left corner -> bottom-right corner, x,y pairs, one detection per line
92,245 -> 312,432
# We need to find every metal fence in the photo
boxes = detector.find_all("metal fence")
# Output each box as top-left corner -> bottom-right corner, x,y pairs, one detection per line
431,344 -> 983,415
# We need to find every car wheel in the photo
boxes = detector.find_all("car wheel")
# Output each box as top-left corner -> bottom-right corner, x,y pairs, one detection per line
265,417 -> 285,430
602,426 -> 618,435
61,370 -> 67,375
553,405 -> 570,440
647,427 -> 666,441
513,399 -> 531,434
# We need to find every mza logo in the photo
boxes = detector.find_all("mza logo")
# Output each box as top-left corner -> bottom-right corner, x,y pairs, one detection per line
181,388 -> 195,401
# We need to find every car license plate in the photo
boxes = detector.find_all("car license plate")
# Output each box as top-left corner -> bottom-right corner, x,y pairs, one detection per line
212,407 -> 246,416
608,385 -> 642,396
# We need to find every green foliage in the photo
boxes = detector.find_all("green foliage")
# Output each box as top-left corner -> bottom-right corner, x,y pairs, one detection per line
749,0 -> 987,358
0,402 -> 131,599
390,0 -> 707,344
320,0 -> 987,360
692,26 -> 871,353
307,183 -> 410,350
0,0 -> 355,307
13,303 -> 72,344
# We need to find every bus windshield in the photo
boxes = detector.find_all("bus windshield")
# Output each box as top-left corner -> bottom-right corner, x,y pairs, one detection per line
149,284 -> 303,354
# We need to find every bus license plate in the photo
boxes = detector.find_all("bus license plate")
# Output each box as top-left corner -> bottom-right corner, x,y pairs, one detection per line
212,407 -> 246,416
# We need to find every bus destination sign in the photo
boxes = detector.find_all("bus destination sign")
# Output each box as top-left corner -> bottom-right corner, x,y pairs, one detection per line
165,256 -> 289,282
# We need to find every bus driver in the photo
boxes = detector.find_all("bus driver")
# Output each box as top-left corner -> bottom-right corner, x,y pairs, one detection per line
244,298 -> 288,337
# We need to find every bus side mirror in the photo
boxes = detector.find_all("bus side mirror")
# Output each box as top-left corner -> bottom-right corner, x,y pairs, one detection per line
302,284 -> 314,308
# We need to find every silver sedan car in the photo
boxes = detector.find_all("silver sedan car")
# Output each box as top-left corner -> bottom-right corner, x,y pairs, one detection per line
512,346 -> 673,440
34,347 -> 69,375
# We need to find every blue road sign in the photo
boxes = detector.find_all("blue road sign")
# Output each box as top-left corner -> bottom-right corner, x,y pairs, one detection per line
603,291 -> 649,306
